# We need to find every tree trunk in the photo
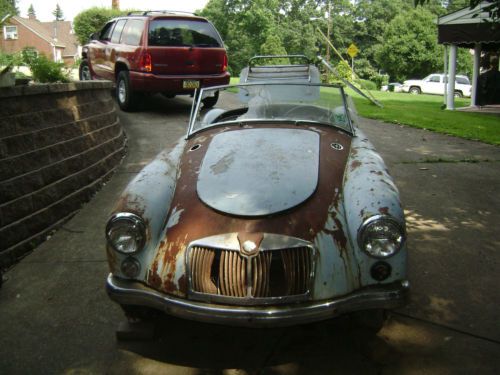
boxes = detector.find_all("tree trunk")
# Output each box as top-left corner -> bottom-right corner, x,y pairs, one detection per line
112,0 -> 119,10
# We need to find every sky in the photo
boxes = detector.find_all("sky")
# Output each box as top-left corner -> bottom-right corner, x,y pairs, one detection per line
16,0 -> 210,22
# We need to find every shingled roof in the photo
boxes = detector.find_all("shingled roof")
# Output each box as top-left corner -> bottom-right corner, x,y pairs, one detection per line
13,16 -> 79,57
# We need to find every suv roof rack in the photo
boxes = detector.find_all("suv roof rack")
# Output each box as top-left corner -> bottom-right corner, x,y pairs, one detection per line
127,10 -> 195,16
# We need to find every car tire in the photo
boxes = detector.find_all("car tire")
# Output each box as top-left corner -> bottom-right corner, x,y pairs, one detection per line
409,86 -> 421,95
454,91 -> 463,98
202,91 -> 219,109
116,70 -> 139,111
162,92 -> 176,99
350,309 -> 387,334
79,59 -> 92,81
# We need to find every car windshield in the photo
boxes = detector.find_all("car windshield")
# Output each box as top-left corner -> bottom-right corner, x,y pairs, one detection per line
188,83 -> 353,136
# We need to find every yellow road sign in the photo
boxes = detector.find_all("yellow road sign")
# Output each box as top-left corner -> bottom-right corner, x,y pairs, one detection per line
347,43 -> 359,58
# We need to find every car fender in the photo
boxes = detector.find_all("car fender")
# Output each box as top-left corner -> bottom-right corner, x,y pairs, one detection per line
107,137 -> 186,278
342,129 -> 407,285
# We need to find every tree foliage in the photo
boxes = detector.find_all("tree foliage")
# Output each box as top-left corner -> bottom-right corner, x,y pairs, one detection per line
73,7 -> 125,45
375,8 -> 443,82
27,3 -> 35,18
52,3 -> 64,21
198,0 -> 478,81
0,0 -> 19,21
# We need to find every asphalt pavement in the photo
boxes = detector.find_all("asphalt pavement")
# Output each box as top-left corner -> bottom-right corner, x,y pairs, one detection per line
0,93 -> 499,374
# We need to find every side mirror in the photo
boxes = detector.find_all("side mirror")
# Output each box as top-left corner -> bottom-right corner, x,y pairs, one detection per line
89,32 -> 98,41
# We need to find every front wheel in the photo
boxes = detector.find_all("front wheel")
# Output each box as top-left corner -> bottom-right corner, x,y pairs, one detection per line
350,309 -> 388,334
454,91 -> 463,98
116,70 -> 139,111
79,59 -> 92,81
409,86 -> 421,95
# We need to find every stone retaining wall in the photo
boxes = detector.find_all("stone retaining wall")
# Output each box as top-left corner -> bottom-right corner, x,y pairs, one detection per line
0,81 -> 126,268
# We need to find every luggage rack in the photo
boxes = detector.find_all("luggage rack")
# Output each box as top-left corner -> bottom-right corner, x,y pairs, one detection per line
127,10 -> 195,16
240,55 -> 320,84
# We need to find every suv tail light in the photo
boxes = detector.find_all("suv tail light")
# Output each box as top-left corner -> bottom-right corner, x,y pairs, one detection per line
222,54 -> 228,73
140,52 -> 152,73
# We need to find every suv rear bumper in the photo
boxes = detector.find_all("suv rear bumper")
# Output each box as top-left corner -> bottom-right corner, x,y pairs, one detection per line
130,71 -> 230,93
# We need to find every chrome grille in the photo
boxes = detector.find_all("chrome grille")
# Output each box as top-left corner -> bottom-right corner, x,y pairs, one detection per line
188,246 -> 312,302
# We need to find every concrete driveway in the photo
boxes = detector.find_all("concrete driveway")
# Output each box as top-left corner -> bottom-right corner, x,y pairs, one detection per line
1,93 -> 499,374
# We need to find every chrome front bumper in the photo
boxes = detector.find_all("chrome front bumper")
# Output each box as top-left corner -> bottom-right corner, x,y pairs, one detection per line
106,274 -> 409,327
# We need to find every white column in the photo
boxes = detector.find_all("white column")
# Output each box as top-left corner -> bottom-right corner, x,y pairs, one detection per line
446,44 -> 457,110
471,43 -> 481,106
443,45 -> 448,105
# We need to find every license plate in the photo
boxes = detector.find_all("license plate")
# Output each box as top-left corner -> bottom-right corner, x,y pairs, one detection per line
183,80 -> 200,89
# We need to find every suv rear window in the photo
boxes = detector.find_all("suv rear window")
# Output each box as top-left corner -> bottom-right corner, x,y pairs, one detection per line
148,19 -> 222,47
456,77 -> 470,85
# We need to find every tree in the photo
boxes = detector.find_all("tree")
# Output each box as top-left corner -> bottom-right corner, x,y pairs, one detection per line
201,0 -> 324,74
52,3 -> 64,21
73,7 -> 124,45
1,0 -> 19,20
27,3 -> 35,18
375,8 -> 443,81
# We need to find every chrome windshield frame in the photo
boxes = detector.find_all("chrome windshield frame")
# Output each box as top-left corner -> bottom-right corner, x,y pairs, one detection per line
186,82 -> 355,139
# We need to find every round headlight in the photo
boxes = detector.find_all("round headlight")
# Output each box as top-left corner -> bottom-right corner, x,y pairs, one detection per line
358,216 -> 405,258
106,213 -> 147,254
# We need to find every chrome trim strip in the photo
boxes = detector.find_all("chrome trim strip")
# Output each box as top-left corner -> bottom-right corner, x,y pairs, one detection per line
106,274 -> 409,327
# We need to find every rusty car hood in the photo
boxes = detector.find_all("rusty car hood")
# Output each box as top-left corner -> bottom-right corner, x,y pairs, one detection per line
146,125 -> 353,296
197,128 -> 320,216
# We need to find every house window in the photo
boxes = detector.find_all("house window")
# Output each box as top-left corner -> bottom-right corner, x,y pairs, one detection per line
3,25 -> 18,40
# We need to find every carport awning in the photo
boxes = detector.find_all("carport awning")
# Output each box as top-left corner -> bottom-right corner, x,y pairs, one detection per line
438,23 -> 500,47
437,1 -> 500,49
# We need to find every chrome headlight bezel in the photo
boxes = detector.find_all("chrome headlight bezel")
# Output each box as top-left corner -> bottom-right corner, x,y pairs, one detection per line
357,215 -> 406,259
105,212 -> 147,255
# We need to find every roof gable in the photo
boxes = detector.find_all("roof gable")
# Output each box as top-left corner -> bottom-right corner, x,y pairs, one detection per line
438,1 -> 494,25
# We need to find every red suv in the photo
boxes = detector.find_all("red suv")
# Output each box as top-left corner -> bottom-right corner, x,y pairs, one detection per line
79,11 -> 230,111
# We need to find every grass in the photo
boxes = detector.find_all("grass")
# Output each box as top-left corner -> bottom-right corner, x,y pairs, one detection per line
347,90 -> 500,145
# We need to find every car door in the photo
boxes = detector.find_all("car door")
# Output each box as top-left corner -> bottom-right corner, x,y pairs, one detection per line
106,19 -> 127,78
91,21 -> 116,79
423,75 -> 443,95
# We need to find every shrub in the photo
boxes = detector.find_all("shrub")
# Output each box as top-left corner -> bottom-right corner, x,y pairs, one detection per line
73,7 -> 128,45
372,74 -> 389,90
27,54 -> 70,83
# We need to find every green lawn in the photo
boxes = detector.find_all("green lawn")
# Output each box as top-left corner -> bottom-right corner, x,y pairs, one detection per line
348,90 -> 500,145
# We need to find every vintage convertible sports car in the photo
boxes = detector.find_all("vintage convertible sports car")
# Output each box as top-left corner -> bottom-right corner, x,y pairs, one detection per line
105,79 -> 409,331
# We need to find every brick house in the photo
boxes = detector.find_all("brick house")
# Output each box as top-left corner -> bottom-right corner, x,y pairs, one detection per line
0,14 -> 80,65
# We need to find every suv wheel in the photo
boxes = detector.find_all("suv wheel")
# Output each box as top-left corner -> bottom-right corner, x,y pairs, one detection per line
79,60 -> 92,81
116,71 -> 138,111
454,91 -> 463,98
409,86 -> 421,95
202,91 -> 219,109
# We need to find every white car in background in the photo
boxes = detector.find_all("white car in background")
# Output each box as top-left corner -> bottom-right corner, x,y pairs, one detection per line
401,74 -> 471,98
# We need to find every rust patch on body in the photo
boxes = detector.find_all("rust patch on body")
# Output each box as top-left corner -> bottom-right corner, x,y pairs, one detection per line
147,260 -> 162,288
147,124 -> 352,295
350,160 -> 362,170
379,207 -> 389,215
